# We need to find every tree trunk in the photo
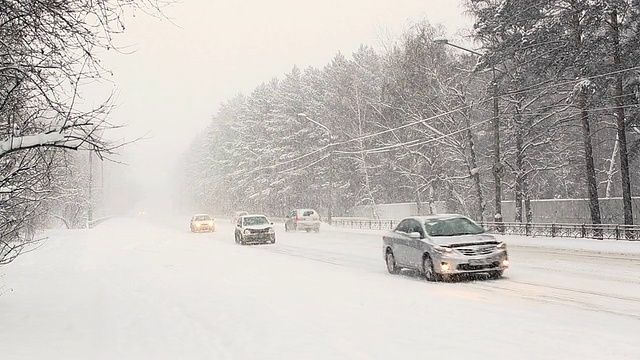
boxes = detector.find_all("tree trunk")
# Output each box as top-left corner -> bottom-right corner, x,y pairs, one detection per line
415,185 -> 422,215
610,10 -> 634,225
464,108 -> 484,222
523,173 -> 532,224
357,152 -> 379,219
578,94 -> 602,225
514,173 -> 523,223
605,134 -> 619,198
570,3 -> 601,225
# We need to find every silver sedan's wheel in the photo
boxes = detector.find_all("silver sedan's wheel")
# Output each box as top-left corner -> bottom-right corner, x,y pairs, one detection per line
423,255 -> 438,282
386,251 -> 399,274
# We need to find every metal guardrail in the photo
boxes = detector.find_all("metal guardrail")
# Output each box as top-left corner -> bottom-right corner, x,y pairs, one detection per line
330,219 -> 397,230
329,218 -> 640,241
478,221 -> 640,241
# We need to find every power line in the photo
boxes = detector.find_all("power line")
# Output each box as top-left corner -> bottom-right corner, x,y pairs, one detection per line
335,117 -> 493,155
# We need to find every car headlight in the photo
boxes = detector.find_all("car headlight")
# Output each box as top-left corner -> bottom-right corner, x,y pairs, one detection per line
496,242 -> 507,250
209,221 -> 214,226
434,246 -> 453,254
268,227 -> 275,234
243,229 -> 251,235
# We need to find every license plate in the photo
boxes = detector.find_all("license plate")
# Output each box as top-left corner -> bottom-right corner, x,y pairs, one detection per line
469,258 -> 491,266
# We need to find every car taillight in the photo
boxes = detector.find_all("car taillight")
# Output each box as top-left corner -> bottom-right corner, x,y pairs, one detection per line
295,216 -> 300,221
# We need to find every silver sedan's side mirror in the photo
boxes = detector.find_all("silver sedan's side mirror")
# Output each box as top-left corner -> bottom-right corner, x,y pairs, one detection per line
408,232 -> 422,240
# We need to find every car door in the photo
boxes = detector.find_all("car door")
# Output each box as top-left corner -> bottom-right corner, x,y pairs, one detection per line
235,217 -> 243,237
404,219 -> 428,268
390,219 -> 413,266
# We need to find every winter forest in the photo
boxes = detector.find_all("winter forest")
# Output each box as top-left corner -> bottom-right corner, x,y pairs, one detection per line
179,0 -> 640,226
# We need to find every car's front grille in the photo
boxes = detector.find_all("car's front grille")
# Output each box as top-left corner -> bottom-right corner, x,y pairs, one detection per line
249,228 -> 270,234
457,262 -> 499,271
457,246 -> 495,256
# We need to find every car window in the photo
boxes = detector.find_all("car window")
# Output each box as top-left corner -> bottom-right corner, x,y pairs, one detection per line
195,215 -> 211,221
423,217 -> 484,236
243,216 -> 269,226
303,210 -> 315,216
395,219 -> 411,233
407,220 -> 425,238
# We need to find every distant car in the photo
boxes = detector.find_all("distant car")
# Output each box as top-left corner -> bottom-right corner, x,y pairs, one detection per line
232,210 -> 248,223
190,214 -> 216,232
235,214 -> 276,245
284,209 -> 321,232
382,214 -> 509,281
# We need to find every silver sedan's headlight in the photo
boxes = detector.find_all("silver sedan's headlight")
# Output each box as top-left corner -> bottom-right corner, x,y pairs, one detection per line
496,242 -> 507,250
243,229 -> 251,235
433,245 -> 453,255
268,227 -> 275,234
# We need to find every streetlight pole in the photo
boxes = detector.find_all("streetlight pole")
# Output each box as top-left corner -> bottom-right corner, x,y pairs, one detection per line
434,37 -> 503,225
491,67 -> 502,225
297,113 -> 334,224
87,150 -> 93,228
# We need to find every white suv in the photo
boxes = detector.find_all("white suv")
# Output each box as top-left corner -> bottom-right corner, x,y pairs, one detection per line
284,209 -> 321,232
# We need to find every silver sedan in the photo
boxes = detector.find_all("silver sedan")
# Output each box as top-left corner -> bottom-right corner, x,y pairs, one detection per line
382,214 -> 509,281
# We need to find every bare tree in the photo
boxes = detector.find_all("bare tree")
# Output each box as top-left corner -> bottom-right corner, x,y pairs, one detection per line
0,0 -> 169,266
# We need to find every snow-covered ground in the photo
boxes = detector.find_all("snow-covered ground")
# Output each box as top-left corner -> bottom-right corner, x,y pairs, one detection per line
1,216 -> 639,359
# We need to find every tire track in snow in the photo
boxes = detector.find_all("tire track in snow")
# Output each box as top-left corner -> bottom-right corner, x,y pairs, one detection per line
254,244 -> 381,273
467,278 -> 640,321
251,234 -> 640,322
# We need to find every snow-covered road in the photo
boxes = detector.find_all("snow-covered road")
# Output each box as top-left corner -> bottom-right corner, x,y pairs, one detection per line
1,216 -> 639,359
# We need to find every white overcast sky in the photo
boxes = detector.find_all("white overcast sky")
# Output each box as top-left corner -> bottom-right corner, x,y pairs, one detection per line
98,0 -> 473,212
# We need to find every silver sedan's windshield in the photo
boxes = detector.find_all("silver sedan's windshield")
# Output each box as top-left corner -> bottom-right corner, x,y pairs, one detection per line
243,216 -> 269,226
424,217 -> 484,236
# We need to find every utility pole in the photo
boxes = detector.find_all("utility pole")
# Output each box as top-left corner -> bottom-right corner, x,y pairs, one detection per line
434,37 -> 503,226
492,68 -> 503,225
87,151 -> 93,228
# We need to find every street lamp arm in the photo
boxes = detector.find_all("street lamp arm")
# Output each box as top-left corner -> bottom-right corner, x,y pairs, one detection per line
445,42 -> 484,57
433,37 -> 484,57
